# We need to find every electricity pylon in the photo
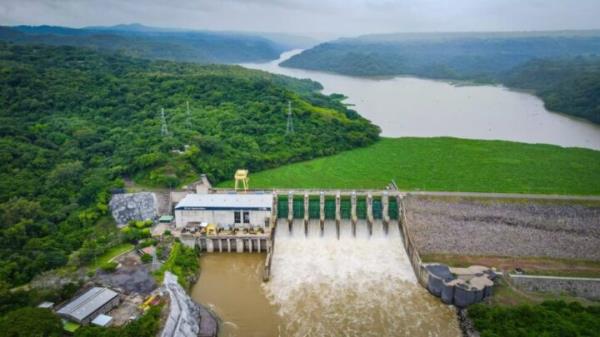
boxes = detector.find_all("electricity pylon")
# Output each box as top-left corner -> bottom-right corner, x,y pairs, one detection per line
286,100 -> 294,135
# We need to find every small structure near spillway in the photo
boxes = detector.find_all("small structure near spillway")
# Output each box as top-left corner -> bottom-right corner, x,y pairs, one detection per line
424,264 -> 496,307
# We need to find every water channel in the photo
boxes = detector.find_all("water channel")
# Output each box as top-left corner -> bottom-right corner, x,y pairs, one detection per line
241,50 -> 600,150
192,221 -> 461,337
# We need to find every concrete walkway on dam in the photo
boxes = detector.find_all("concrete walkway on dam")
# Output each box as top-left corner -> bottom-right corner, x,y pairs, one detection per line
407,191 -> 600,201
215,188 -> 600,201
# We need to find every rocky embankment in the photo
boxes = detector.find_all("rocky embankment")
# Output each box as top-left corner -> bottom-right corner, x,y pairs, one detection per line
109,192 -> 158,226
161,272 -> 218,337
405,196 -> 600,260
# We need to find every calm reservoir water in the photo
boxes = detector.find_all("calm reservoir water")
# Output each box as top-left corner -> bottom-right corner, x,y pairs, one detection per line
192,222 -> 461,337
241,50 -> 600,150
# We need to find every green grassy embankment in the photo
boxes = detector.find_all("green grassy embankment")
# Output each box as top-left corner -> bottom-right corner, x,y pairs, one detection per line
154,242 -> 199,289
218,137 -> 600,195
89,243 -> 134,270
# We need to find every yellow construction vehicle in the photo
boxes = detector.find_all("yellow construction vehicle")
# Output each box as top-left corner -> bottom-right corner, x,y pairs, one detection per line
140,295 -> 156,311
206,224 -> 217,236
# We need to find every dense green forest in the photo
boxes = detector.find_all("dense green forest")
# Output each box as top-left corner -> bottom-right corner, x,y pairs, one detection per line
470,300 -> 600,337
0,24 -> 290,64
501,57 -> 600,123
0,43 -> 379,287
282,32 -> 600,123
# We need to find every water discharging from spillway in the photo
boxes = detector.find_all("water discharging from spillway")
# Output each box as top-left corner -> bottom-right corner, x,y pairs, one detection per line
192,220 -> 461,337
265,220 -> 461,337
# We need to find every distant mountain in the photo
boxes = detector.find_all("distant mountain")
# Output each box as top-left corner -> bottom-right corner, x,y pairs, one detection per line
84,23 -> 173,33
249,32 -> 319,50
281,31 -> 600,124
86,24 -> 320,49
282,31 -> 600,79
0,24 -> 312,63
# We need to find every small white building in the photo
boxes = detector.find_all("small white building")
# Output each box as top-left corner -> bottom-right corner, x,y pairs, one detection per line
91,314 -> 113,327
174,193 -> 272,229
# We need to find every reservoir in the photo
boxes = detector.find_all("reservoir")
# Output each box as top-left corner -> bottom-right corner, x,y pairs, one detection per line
191,221 -> 461,337
241,50 -> 600,150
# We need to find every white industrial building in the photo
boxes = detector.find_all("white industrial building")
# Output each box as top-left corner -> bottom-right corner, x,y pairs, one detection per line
174,193 -> 273,229
57,287 -> 120,325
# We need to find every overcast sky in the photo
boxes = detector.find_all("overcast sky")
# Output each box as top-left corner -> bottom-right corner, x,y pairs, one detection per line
2,0 -> 600,39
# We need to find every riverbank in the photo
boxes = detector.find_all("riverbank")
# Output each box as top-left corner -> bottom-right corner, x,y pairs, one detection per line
219,137 -> 600,195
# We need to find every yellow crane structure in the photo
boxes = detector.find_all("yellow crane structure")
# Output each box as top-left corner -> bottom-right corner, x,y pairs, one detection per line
234,169 -> 249,192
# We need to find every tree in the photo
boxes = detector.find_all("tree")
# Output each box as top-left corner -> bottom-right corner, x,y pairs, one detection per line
0,307 -> 62,337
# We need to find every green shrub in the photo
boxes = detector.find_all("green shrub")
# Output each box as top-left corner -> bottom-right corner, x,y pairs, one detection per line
469,300 -> 600,337
138,240 -> 152,249
141,228 -> 151,238
141,254 -> 153,264
154,243 -> 198,288
100,261 -> 118,272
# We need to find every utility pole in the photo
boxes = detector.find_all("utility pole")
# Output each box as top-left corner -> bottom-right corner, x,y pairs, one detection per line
286,100 -> 294,135
160,107 -> 170,136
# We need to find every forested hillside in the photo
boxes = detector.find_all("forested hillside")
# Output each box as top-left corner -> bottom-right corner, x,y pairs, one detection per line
0,24 -> 289,64
282,32 -> 600,123
502,57 -> 600,123
0,43 -> 379,286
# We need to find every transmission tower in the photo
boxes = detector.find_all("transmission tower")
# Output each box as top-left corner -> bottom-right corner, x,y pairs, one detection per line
186,101 -> 192,128
160,107 -> 170,136
286,100 -> 294,135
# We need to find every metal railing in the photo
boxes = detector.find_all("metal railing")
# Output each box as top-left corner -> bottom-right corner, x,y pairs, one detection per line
262,222 -> 277,282
398,196 -> 428,287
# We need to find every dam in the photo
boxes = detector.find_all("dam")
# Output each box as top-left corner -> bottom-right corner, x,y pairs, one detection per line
188,190 -> 463,336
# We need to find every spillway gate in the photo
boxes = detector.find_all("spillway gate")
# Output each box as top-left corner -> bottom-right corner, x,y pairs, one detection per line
274,190 -> 400,239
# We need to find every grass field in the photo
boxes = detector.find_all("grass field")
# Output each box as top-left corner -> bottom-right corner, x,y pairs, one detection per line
218,137 -> 600,195
90,243 -> 134,270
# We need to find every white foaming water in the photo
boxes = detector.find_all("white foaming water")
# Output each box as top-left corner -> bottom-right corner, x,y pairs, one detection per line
264,221 -> 461,337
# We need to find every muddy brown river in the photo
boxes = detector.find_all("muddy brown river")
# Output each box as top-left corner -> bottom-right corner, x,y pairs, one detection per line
191,222 -> 461,337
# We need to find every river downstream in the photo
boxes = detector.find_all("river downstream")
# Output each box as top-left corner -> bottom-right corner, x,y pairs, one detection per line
241,50 -> 600,150
191,222 -> 461,337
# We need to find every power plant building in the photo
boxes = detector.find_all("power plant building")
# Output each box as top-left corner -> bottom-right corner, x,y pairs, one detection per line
174,193 -> 272,228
